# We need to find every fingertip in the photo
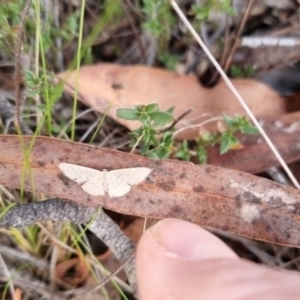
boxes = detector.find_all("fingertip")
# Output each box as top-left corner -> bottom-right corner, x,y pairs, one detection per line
136,219 -> 237,299
136,219 -> 300,300
143,218 -> 237,260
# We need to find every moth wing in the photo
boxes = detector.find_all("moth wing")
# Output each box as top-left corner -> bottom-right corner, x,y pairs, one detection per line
107,167 -> 151,197
58,163 -> 101,183
82,174 -> 106,196
125,167 -> 152,185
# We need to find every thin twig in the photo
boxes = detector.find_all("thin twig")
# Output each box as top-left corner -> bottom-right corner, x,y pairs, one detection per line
170,0 -> 300,189
158,108 -> 193,134
174,116 -> 222,137
223,0 -> 257,73
14,0 -> 32,130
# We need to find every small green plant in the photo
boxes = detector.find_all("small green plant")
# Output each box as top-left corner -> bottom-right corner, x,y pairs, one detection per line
25,70 -> 45,99
196,114 -> 259,163
230,65 -> 255,78
118,105 -> 259,163
117,103 -> 174,159
158,53 -> 181,70
0,1 -> 23,55
141,0 -> 174,52
25,70 -> 63,102
191,0 -> 236,21
0,1 -> 82,59
142,0 -> 173,36
175,140 -> 191,161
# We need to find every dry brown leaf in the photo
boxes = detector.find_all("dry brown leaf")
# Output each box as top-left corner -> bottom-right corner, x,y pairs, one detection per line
1,135 -> 300,248
55,254 -> 89,288
54,252 -> 113,289
58,64 -> 285,140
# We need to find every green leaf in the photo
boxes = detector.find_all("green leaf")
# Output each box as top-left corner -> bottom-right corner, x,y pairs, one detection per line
197,147 -> 207,164
118,103 -> 176,158
129,128 -> 142,139
191,5 -> 210,20
200,130 -> 212,142
223,114 -> 235,127
145,103 -> 158,114
167,107 -> 175,114
229,136 -> 239,148
150,111 -> 173,126
220,134 -> 239,154
155,147 -> 171,159
241,125 -> 259,134
143,19 -> 165,37
146,152 -> 158,159
66,11 -> 80,35
116,108 -> 140,121
140,126 -> 157,144
220,137 -> 230,154
142,131 -> 152,145
175,140 -> 190,161
161,132 -> 173,147
139,114 -> 151,123
158,54 -> 181,70
230,65 -> 254,78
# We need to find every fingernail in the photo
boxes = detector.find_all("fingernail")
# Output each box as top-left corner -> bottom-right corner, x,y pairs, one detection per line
148,219 -> 237,260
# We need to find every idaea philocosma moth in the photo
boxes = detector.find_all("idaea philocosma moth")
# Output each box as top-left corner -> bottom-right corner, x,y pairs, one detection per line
58,163 -> 151,197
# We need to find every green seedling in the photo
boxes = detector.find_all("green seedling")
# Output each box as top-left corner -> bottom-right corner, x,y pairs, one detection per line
117,103 -> 174,159
191,0 -> 236,21
118,105 -> 259,163
158,53 -> 181,70
230,65 -> 255,78
197,114 -> 259,162
141,0 -> 174,52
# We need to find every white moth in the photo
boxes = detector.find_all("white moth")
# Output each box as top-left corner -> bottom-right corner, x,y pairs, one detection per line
58,163 -> 151,197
